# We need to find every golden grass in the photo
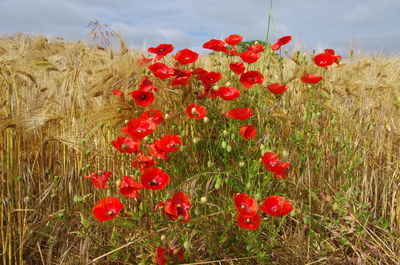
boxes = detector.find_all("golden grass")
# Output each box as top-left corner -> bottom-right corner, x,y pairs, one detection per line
1,34 -> 399,264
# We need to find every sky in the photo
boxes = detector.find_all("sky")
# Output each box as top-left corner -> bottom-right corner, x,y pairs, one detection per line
0,0 -> 399,56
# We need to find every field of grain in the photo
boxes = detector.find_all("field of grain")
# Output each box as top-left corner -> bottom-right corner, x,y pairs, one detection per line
1,34 -> 399,264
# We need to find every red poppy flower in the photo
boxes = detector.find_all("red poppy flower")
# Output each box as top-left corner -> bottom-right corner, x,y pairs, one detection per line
132,155 -> 157,172
300,73 -> 323,84
224,34 -> 243,46
156,192 -> 191,222
112,89 -> 124,98
227,108 -> 254,120
237,212 -> 261,230
239,125 -> 256,140
267,83 -> 289,94
261,195 -> 293,217
119,176 -> 144,198
234,193 -> 259,217
171,68 -> 192,86
139,76 -> 153,89
270,162 -> 290,180
131,89 -> 155,107
148,63 -> 174,79
247,44 -> 264,53
271,35 -> 292,50
174,48 -> 199,64
138,77 -> 158,92
111,137 -> 140,154
217,86 -> 240,101
140,109 -> 164,125
261,152 -> 290,180
148,44 -> 174,61
141,168 -> 170,190
313,53 -> 334,69
229,62 -> 245,74
223,48 -> 238,56
239,71 -> 264,89
200,71 -> 222,86
186,104 -> 206,119
324,49 -> 341,64
121,118 -> 157,140
149,143 -> 169,160
203,39 -> 226,51
261,152 -> 280,171
239,51 -> 261,63
86,171 -> 112,189
92,196 -> 123,222
155,134 -> 182,152
193,67 -> 208,80
137,54 -> 152,66
156,246 -> 168,265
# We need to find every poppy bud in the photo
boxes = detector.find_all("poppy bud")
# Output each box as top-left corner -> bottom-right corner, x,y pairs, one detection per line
212,85 -> 219,91
215,181 -> 221,190
193,138 -> 199,143
246,182 -> 251,189
107,189 -> 111,196
191,107 -> 197,115
223,130 -> 228,136
80,139 -> 86,145
98,123 -> 104,129
54,175 -> 60,181
225,81 -> 231,86
207,160 -> 213,168
17,176 -> 23,182
226,145 -> 232,152
200,196 -> 207,203
143,136 -> 149,142
116,179 -> 121,187
160,235 -> 166,241
164,113 -> 170,119
285,49 -> 289,54
231,133 -> 235,140
203,117 -> 209,123
124,120 -> 129,124
239,161 -> 245,167
221,141 -> 227,149
116,108 -> 122,113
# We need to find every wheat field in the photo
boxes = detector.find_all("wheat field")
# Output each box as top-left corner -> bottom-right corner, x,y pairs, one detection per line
1,34 -> 399,264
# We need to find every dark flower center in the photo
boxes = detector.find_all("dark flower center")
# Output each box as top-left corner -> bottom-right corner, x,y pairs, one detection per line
150,180 -> 159,186
140,94 -> 147,100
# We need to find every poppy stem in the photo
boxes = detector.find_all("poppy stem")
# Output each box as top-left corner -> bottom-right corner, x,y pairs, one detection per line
265,0 -> 274,44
